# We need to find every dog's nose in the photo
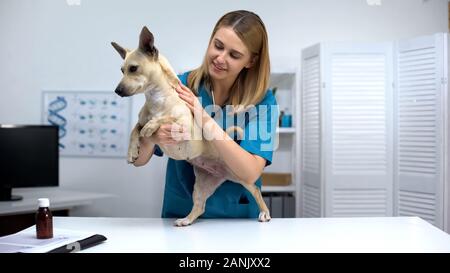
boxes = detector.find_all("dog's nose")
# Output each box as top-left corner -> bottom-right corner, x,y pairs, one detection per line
115,86 -> 125,97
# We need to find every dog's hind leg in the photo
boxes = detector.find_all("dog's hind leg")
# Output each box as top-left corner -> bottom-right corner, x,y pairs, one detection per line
241,183 -> 271,222
174,168 -> 225,227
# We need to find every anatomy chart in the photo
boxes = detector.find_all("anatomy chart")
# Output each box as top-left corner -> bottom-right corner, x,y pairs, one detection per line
42,91 -> 131,157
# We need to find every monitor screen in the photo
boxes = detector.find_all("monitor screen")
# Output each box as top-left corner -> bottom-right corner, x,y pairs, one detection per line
0,125 -> 59,201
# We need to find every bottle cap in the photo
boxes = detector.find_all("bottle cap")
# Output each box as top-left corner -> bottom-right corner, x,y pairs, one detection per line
38,198 -> 50,208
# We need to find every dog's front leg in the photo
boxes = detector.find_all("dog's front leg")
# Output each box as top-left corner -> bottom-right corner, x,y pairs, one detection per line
127,123 -> 142,163
140,116 -> 176,138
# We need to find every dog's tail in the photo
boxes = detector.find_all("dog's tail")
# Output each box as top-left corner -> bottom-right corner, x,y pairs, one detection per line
225,126 -> 244,140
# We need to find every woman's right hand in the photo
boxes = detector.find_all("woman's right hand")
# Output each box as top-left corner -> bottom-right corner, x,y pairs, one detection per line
148,123 -> 186,146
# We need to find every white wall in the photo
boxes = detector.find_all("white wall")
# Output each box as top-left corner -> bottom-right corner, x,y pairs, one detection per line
447,34 -> 450,233
0,0 -> 447,217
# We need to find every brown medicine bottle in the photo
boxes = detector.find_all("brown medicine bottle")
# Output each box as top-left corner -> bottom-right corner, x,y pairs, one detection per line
36,198 -> 53,239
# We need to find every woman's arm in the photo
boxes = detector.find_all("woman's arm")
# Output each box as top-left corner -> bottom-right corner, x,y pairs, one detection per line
133,123 -> 185,167
176,83 -> 266,185
208,121 -> 266,185
133,137 -> 155,167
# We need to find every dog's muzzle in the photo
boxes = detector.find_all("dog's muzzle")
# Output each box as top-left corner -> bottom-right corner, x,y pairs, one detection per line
115,85 -> 127,97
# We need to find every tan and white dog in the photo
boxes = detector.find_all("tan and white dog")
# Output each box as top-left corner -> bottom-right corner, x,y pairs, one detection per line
112,26 -> 271,226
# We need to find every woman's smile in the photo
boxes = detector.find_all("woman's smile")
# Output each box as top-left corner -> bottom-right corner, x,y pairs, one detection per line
211,61 -> 226,73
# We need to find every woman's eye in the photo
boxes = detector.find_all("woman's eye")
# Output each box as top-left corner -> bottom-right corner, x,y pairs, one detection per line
129,65 -> 138,73
215,44 -> 223,50
230,53 -> 240,59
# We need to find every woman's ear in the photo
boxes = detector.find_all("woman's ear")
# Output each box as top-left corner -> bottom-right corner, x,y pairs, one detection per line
245,55 -> 259,69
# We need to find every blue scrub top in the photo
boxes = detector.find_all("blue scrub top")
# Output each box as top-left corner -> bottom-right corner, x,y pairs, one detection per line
155,71 -> 279,218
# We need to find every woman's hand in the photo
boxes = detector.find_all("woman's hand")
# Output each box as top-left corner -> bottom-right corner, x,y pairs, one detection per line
149,123 -> 187,145
175,83 -> 212,128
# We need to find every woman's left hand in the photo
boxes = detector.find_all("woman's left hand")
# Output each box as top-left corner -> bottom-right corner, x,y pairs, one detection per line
175,82 -> 212,127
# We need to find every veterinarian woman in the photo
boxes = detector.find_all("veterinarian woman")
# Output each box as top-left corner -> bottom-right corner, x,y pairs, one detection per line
134,10 -> 278,220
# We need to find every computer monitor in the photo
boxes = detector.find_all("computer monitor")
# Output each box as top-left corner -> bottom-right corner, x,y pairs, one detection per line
0,125 -> 59,201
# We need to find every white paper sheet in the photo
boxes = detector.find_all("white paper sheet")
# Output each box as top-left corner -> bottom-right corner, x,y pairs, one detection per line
0,226 -> 96,253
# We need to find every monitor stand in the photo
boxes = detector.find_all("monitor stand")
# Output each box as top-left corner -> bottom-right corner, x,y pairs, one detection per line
0,187 -> 23,201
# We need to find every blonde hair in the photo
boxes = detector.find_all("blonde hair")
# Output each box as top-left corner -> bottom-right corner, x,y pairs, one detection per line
188,10 -> 270,111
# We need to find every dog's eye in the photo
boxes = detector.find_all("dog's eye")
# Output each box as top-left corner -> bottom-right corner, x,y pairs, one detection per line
120,67 -> 124,74
129,65 -> 138,73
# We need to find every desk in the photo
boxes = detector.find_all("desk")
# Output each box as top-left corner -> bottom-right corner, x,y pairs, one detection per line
53,216 -> 450,253
0,188 -> 113,236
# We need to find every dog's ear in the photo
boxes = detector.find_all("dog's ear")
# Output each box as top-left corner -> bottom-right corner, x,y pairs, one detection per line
139,26 -> 158,58
111,42 -> 128,60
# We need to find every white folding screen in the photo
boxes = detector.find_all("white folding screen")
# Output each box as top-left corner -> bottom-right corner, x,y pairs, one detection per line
394,34 -> 446,227
301,45 -> 322,217
301,33 -> 447,228
323,43 -> 394,217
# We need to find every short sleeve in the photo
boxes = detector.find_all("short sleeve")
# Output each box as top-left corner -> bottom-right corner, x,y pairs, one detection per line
178,71 -> 190,86
238,90 -> 279,166
153,145 -> 164,157
152,71 -> 191,157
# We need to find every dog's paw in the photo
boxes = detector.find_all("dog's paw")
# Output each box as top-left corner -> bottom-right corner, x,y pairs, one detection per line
127,146 -> 139,164
174,217 -> 192,227
127,155 -> 137,164
258,211 -> 271,222
140,124 -> 156,138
